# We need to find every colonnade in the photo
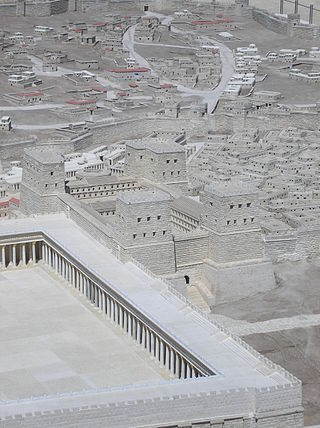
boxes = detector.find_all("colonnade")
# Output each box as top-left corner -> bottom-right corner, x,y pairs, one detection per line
41,242 -> 204,379
0,241 -> 39,269
0,239 -> 208,379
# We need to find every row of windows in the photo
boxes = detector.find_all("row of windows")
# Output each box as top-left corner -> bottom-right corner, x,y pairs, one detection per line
133,231 -> 166,239
71,183 -> 135,192
230,203 -> 251,209
226,218 -> 254,225
137,215 -> 161,222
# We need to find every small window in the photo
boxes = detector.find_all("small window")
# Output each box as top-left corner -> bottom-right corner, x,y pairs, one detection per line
174,159 -> 177,163
162,230 -> 166,235
50,172 -> 53,176
210,202 -> 213,206
147,216 -> 150,221
143,233 -> 146,237
233,220 -> 237,224
137,217 -> 141,223
247,203 -> 251,207
251,218 -> 254,223
244,218 -> 247,224
166,160 -> 170,164
140,155 -> 143,160
230,205 -> 234,209
226,220 -> 230,225
157,215 -> 161,220
238,204 -> 242,208
152,231 -> 156,236
133,234 -> 137,239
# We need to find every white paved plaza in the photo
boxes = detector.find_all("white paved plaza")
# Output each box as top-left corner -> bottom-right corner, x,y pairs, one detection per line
0,266 -> 168,401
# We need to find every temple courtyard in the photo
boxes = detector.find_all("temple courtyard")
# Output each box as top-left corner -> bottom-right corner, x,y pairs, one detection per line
0,266 -> 168,401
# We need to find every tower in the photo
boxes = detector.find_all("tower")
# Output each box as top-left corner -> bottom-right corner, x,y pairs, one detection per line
201,180 -> 263,263
200,180 -> 275,305
114,188 -> 176,275
20,146 -> 65,215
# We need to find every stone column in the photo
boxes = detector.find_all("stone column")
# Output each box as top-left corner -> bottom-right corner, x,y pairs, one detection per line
186,364 -> 191,379
41,243 -> 45,262
12,244 -> 17,266
32,242 -> 36,263
155,337 -> 160,362
123,309 -> 128,331
21,244 -> 26,266
146,328 -> 150,352
110,299 -> 115,321
107,295 -> 111,317
160,340 -> 164,366
150,332 -> 155,357
133,318 -> 137,340
170,349 -> 175,376
142,326 -> 146,348
128,313 -> 132,336
48,247 -> 52,266
137,321 -> 141,344
1,245 -> 6,269
175,355 -> 181,378
165,345 -> 170,371
181,359 -> 185,379
119,305 -> 123,328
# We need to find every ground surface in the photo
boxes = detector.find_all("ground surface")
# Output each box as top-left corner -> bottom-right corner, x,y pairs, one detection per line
0,266 -> 168,401
213,258 -> 320,425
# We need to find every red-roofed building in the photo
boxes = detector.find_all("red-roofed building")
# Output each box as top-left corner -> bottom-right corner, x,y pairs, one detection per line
16,91 -> 44,105
0,198 -> 18,218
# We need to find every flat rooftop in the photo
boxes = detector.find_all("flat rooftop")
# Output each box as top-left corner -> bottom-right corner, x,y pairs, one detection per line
0,266 -> 168,401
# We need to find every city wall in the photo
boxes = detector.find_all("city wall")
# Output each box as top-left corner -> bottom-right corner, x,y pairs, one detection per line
88,117 -> 208,150
252,9 -> 287,35
16,0 -> 68,16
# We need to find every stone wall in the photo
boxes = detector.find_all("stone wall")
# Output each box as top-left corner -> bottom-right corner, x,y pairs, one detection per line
58,193 -> 114,248
252,9 -> 287,34
0,381 -> 302,427
16,0 -> 68,16
202,259 -> 276,305
215,111 -> 320,134
174,232 -> 208,269
296,225 -> 320,258
0,3 -> 16,15
264,233 -> 297,261
88,117 -> 208,150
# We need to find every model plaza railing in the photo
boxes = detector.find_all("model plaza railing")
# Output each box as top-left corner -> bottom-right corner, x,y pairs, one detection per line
0,231 -> 215,380
279,0 -> 320,24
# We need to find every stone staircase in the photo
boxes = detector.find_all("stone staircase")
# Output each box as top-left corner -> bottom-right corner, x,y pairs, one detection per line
186,285 -> 211,313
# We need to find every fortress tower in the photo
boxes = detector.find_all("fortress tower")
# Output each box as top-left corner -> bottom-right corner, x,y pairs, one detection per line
124,138 -> 188,193
20,146 -> 65,215
114,188 -> 176,275
201,181 -> 263,263
200,180 -> 275,304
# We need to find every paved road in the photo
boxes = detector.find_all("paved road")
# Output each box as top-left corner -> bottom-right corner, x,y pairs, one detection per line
0,103 -> 66,111
211,313 -> 320,337
123,12 -> 234,112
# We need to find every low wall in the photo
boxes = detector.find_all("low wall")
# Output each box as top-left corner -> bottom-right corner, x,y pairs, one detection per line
58,193 -> 114,248
0,3 -> 16,15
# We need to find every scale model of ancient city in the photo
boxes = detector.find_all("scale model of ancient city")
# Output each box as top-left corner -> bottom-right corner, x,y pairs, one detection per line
0,0 -> 320,426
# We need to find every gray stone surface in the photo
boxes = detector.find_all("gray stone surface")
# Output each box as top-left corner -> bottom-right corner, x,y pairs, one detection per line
0,266 -> 168,400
